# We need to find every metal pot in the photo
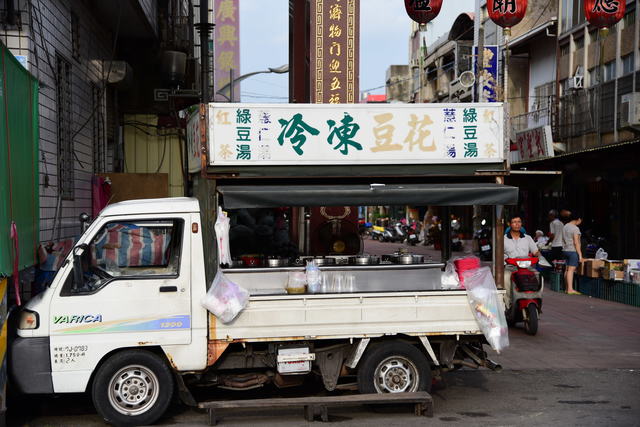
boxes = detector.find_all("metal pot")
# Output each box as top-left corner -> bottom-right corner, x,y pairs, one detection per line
267,257 -> 289,268
314,257 -> 336,266
230,259 -> 245,268
349,255 -> 380,265
240,254 -> 262,268
388,253 -> 425,264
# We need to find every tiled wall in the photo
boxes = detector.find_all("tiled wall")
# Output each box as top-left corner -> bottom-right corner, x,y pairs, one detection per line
1,0 -> 112,243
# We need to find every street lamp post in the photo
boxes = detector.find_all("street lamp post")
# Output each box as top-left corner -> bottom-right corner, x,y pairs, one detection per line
216,64 -> 289,102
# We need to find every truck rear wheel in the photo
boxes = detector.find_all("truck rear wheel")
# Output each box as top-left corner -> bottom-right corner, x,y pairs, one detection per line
357,342 -> 431,394
91,350 -> 174,426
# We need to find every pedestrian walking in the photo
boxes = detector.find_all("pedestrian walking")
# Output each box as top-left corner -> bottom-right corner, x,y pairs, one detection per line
562,211 -> 583,294
548,209 -> 564,262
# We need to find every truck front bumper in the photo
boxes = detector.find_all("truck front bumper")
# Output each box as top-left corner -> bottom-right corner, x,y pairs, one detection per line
9,336 -> 53,394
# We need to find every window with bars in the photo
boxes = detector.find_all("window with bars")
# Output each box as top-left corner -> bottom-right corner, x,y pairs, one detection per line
56,54 -> 74,200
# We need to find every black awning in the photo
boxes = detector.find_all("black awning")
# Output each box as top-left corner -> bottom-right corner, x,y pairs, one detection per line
218,183 -> 518,208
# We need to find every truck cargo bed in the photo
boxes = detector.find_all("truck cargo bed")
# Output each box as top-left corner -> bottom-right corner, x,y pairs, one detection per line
209,291 -> 497,342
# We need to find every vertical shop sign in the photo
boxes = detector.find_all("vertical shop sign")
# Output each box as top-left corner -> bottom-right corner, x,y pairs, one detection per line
311,0 -> 360,103
214,0 -> 240,102
473,45 -> 499,102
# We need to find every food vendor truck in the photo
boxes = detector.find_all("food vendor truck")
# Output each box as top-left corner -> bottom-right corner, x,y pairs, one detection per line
10,103 -> 516,426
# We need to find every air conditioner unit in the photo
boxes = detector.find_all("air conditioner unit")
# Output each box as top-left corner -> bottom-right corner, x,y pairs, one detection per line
568,75 -> 583,90
620,93 -> 640,128
449,78 -> 471,100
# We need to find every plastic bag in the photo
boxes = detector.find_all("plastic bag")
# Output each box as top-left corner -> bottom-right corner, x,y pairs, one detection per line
441,262 -> 461,289
595,248 -> 608,260
215,207 -> 232,266
201,270 -> 250,323
462,267 -> 509,353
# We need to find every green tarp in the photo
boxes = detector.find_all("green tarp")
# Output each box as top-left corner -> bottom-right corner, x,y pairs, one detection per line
0,42 -> 39,276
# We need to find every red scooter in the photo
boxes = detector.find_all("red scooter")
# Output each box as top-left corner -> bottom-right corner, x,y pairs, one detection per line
505,257 -> 544,335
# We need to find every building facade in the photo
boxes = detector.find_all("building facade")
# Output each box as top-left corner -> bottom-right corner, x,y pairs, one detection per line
0,0 -> 203,244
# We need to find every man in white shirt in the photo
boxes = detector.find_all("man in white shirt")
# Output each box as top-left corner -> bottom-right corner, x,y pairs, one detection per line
504,215 -> 540,259
503,214 -> 539,303
548,210 -> 564,261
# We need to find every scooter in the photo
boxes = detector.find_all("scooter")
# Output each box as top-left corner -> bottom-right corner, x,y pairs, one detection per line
475,219 -> 492,261
403,224 -> 419,245
505,257 -> 544,335
370,225 -> 386,241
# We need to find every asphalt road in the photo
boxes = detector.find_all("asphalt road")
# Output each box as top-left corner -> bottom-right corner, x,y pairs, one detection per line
8,288 -> 640,426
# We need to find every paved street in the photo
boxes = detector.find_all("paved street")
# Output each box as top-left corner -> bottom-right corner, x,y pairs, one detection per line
9,289 -> 640,426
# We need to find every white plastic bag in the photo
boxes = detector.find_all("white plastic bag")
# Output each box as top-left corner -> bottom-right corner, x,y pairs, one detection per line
462,267 -> 509,353
201,270 -> 250,323
215,207 -> 232,266
441,262 -> 461,289
595,248 -> 608,260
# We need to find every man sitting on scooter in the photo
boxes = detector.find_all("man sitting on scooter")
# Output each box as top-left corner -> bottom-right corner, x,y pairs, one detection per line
504,214 -> 540,259
503,214 -> 539,303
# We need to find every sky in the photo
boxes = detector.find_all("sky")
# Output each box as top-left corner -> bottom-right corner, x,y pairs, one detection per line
238,0 -> 476,102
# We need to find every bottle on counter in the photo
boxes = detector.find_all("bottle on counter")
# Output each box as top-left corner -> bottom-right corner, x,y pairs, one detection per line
306,260 -> 321,294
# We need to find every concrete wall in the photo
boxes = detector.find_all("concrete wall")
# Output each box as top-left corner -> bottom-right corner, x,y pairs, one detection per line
528,36 -> 557,111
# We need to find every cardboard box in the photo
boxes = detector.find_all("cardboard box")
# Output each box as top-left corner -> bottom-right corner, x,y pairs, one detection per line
578,259 -> 591,276
602,260 -> 623,280
584,259 -> 604,278
609,270 -> 624,281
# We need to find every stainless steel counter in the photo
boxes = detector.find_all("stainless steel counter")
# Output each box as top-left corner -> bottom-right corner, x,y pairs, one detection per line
222,263 -> 446,295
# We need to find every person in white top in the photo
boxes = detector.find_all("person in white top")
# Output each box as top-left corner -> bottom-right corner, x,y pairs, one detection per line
503,214 -> 539,300
548,210 -> 564,262
504,215 -> 540,259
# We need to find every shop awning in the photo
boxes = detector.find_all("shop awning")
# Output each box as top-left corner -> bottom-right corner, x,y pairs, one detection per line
218,183 -> 518,208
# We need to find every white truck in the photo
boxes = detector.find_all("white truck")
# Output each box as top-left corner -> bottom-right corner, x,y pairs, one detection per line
10,103 -> 515,426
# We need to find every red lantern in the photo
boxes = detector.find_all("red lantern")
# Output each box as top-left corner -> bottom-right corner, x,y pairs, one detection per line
584,0 -> 626,29
404,0 -> 443,24
487,0 -> 528,29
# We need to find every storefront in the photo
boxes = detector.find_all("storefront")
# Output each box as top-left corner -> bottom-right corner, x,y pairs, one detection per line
512,139 -> 640,259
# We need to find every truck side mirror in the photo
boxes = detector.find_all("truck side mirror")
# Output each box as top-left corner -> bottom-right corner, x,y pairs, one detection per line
72,244 -> 89,291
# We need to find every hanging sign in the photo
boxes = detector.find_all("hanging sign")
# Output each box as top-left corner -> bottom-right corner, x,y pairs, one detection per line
487,0 -> 528,29
207,103 -> 505,166
473,45 -> 499,103
584,0 -> 626,29
310,0 -> 360,104
513,125 -> 554,163
404,0 -> 443,24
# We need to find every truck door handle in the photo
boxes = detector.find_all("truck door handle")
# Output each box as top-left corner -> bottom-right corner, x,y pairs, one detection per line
159,286 -> 178,293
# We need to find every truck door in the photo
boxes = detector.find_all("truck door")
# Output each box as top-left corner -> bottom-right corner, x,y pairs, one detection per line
49,214 -> 192,372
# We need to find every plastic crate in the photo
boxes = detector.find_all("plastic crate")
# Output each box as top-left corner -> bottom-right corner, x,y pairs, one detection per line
548,271 -> 565,292
576,276 -> 640,308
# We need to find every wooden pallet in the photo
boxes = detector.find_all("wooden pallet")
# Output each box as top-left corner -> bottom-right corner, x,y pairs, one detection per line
198,392 -> 434,425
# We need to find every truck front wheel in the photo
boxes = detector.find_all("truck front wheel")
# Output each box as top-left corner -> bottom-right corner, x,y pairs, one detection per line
357,342 -> 432,394
92,350 -> 174,426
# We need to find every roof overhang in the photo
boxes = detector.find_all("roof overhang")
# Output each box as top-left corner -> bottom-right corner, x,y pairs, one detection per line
510,19 -> 557,49
218,183 -> 518,209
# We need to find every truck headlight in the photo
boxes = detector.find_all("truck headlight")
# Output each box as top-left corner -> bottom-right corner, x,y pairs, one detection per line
18,309 -> 39,330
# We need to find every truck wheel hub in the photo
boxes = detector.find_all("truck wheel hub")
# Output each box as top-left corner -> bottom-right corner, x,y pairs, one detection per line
108,365 -> 160,416
374,356 -> 419,393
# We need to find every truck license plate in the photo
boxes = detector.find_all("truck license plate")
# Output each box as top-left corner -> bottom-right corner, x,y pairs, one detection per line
277,347 -> 313,374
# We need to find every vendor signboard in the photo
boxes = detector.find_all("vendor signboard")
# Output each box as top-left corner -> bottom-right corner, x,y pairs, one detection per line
207,103 -> 505,165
